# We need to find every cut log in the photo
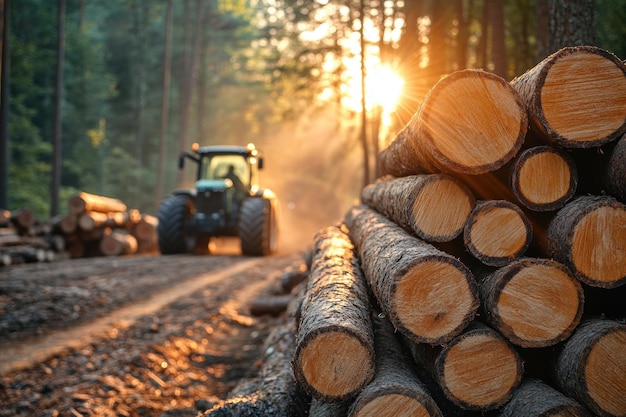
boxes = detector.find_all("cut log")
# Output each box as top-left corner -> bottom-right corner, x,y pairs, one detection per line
345,205 -> 479,345
99,231 -> 138,256
279,263 -> 309,294
554,319 -> 626,417
10,208 -> 35,235
511,46 -> 626,148
132,213 -> 158,242
479,257 -> 584,348
380,69 -> 527,176
309,399 -> 349,417
347,315 -> 442,417
361,174 -> 476,242
378,126 -> 429,177
68,192 -> 127,215
511,145 -> 578,211
498,378 -> 592,417
54,214 -> 78,235
603,134 -> 626,202
408,322 -> 522,411
293,226 -> 375,402
78,211 -> 111,231
203,318 -> 310,416
544,195 -> 626,288
249,294 -> 293,317
463,200 -> 532,267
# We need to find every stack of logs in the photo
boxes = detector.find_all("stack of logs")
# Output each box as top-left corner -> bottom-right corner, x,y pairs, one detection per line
57,192 -> 159,258
205,46 -> 626,416
0,192 -> 158,266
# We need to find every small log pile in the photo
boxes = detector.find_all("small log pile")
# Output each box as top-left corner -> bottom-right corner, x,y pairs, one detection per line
206,46 -> 626,416
58,192 -> 159,258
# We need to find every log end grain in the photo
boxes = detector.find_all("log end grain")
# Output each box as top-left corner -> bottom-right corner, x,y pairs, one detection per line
556,319 -> 626,417
439,328 -> 522,410
482,258 -> 583,348
414,69 -> 527,174
395,258 -> 479,345
464,200 -> 532,267
513,146 -> 578,211
539,47 -> 626,148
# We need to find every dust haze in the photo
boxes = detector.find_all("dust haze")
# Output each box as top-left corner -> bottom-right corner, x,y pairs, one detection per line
254,108 -> 364,254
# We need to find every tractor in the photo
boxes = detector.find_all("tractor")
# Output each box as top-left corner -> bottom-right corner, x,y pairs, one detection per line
157,143 -> 279,256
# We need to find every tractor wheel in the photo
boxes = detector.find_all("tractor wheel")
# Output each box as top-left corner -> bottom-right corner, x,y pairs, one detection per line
157,194 -> 194,254
238,197 -> 278,256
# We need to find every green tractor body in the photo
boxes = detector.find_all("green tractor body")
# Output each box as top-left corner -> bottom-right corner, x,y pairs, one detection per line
157,144 -> 279,256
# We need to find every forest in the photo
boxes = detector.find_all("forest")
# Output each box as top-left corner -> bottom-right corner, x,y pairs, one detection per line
0,0 -> 624,248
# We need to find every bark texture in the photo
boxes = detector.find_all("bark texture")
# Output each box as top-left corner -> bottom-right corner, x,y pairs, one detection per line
603,134 -> 626,202
345,205 -> 479,345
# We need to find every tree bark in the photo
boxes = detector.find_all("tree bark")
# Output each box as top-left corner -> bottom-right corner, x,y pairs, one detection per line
362,174 -> 475,242
547,0 -> 594,54
544,195 -> 626,288
381,69 -> 527,176
498,378 -> 592,417
463,200 -> 532,267
344,205 -> 479,345
602,134 -> 626,202
68,192 -> 127,215
511,46 -> 626,149
479,258 -> 584,348
408,322 -> 522,411
554,319 -> 626,417
294,226 -> 375,402
348,315 -> 442,417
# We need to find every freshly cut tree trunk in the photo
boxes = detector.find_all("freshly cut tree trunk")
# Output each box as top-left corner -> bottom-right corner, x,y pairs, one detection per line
68,192 -> 127,215
78,211 -> 111,231
544,195 -> 626,288
294,226 -> 375,402
348,315 -> 442,417
99,231 -> 137,256
603,134 -> 626,202
511,46 -> 626,149
408,322 -> 522,411
511,145 -> 578,211
479,258 -> 583,348
379,69 -> 527,176
204,318 -> 310,416
345,205 -> 479,345
498,378 -> 592,417
55,214 -> 77,235
132,214 -> 158,241
554,319 -> 626,417
463,200 -> 532,267
362,174 -> 476,242
378,126 -> 429,177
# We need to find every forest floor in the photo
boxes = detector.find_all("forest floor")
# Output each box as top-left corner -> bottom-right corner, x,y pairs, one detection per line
0,247 -> 307,417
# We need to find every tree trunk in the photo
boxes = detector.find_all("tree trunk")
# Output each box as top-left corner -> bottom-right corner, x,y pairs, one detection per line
511,46 -> 626,149
479,258 -> 583,348
344,205 -> 479,345
490,0 -> 507,79
348,315 -> 442,417
362,174 -> 475,242
156,0 -> 173,207
408,322 -> 522,411
554,319 -> 626,417
381,70 -> 527,176
68,192 -> 127,215
463,200 -> 532,267
248,294 -> 293,317
294,226 -> 375,402
544,195 -> 626,288
498,378 -> 592,417
547,0 -> 594,54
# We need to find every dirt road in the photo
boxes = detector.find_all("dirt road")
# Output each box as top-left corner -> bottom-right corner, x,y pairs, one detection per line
0,251 -> 305,416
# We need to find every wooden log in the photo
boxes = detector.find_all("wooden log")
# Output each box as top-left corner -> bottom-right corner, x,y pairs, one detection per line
0,209 -> 10,227
132,213 -> 158,242
498,378 -> 592,417
361,174 -> 476,242
511,145 -> 578,212
248,294 -> 293,317
10,208 -> 35,235
309,399 -> 349,417
544,195 -> 626,288
380,69 -> 527,176
204,318 -> 311,416
408,322 -> 522,411
479,257 -> 584,348
511,46 -> 626,148
99,231 -> 138,256
345,205 -> 479,345
602,134 -> 626,202
463,200 -> 532,267
54,214 -> 78,235
78,211 -> 111,231
554,319 -> 626,417
347,315 -> 442,417
378,126 -> 433,177
279,263 -> 309,294
293,225 -> 375,402
68,192 -> 127,215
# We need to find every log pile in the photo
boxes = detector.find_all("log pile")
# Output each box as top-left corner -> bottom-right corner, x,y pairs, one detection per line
0,192 -> 158,266
206,46 -> 626,417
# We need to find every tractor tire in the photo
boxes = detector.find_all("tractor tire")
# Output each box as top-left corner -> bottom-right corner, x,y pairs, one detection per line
239,197 -> 278,256
157,194 -> 194,254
